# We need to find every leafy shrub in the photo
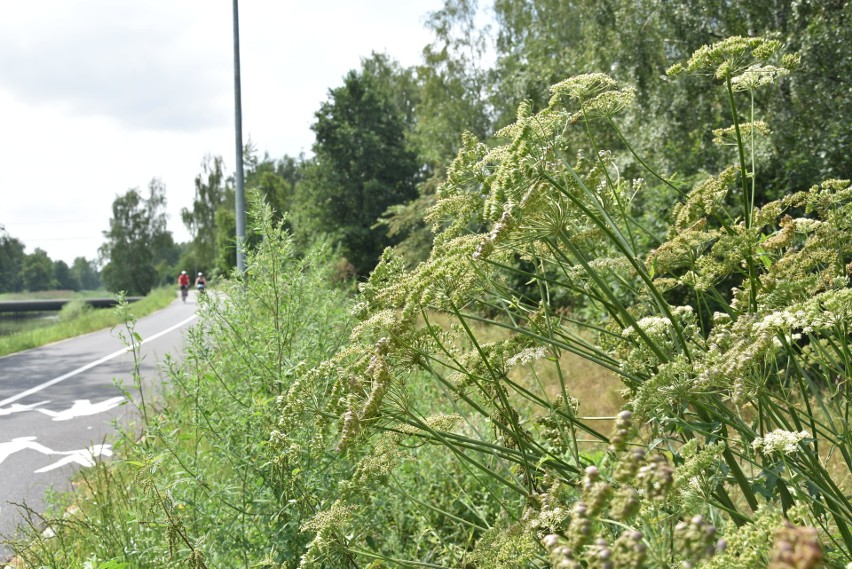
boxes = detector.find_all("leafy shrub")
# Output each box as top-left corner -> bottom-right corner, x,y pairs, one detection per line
57,299 -> 93,322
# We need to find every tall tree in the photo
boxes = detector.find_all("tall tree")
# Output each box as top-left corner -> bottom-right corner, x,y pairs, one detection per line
20,248 -> 56,292
100,179 -> 174,295
248,152 -> 302,226
71,256 -> 100,290
482,0 -> 851,193
379,0 -> 494,265
293,54 -> 421,276
181,155 -> 231,273
53,260 -> 77,290
0,226 -> 26,292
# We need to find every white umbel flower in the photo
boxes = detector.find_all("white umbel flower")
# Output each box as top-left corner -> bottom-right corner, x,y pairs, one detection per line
752,429 -> 809,455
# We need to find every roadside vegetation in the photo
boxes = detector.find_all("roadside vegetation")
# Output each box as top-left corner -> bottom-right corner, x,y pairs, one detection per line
0,288 -> 176,358
4,31 -> 850,569
0,290 -> 110,301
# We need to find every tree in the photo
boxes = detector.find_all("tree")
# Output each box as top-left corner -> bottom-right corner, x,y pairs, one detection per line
378,0 -> 494,265
211,148 -> 303,275
100,179 -> 175,295
248,152 -> 301,227
71,256 -> 100,290
182,155 -> 231,273
293,54 -> 421,276
481,0 -> 851,194
0,226 -> 26,292
53,260 -> 77,290
20,249 -> 56,292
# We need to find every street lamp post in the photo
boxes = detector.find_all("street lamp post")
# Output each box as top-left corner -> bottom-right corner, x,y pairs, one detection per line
232,0 -> 247,276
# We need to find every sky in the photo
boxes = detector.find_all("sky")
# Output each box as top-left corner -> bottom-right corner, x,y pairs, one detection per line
0,1 -> 444,265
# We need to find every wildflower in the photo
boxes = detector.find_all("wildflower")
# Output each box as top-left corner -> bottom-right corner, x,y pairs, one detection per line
636,455 -> 673,499
612,530 -> 646,569
549,73 -> 635,119
667,36 -> 783,80
614,447 -> 645,483
609,410 -> 634,453
583,466 -> 612,516
675,515 -> 721,567
609,486 -> 640,520
712,121 -> 771,145
731,64 -> 790,91
586,538 -> 613,569
566,501 -> 592,548
506,346 -> 548,368
768,522 -> 823,569
752,430 -> 809,455
542,534 -> 581,569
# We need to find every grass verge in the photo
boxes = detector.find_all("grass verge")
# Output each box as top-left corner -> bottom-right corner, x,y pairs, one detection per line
0,288 -> 176,358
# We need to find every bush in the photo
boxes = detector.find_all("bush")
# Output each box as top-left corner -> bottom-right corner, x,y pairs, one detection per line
57,299 -> 93,322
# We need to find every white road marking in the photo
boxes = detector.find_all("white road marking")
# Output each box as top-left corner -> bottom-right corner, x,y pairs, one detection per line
34,444 -> 113,473
0,314 -> 197,408
37,397 -> 125,421
0,437 -> 56,465
0,436 -> 113,473
0,401 -> 48,416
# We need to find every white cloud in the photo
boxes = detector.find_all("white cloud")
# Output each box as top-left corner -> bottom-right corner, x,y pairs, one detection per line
0,0 -> 442,265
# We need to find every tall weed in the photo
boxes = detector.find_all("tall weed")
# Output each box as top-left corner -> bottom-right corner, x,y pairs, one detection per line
7,203 -> 354,567
303,37 -> 851,567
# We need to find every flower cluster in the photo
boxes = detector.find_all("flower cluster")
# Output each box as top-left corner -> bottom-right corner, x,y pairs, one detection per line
752,429 -> 810,456
674,515 -> 723,568
666,36 -> 790,83
768,522 -> 823,569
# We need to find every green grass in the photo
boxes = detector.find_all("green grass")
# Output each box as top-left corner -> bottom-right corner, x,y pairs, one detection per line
0,288 -> 176,357
0,289 -> 112,301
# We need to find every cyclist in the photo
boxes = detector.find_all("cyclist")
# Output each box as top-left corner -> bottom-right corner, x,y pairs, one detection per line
195,272 -> 208,294
178,271 -> 190,302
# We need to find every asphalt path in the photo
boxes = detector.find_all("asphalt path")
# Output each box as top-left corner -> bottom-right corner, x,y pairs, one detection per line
0,294 -> 199,560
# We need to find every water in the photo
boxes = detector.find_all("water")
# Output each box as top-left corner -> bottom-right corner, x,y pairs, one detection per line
0,313 -> 58,337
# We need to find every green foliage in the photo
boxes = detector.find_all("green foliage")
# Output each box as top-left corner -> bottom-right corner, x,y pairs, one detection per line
100,179 -> 177,295
304,37 -> 851,566
71,256 -> 101,290
181,155 -> 231,273
0,288 -> 174,357
58,298 -> 93,322
0,226 -> 26,292
9,23 -> 851,569
20,248 -> 57,291
53,259 -> 77,290
9,202 -> 356,566
293,54 -> 421,276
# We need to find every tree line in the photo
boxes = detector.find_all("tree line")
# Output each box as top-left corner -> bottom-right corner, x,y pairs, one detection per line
12,0 -> 848,296
0,225 -> 100,293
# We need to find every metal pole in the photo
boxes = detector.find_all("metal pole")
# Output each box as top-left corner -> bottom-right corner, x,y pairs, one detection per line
232,0 -> 247,276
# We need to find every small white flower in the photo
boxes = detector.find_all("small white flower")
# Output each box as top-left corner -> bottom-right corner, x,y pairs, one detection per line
752,429 -> 809,455
507,347 -> 548,368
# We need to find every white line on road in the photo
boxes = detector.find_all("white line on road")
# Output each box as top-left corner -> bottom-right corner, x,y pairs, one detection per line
0,314 -> 197,408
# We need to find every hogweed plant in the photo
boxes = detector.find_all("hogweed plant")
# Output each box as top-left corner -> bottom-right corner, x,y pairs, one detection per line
299,37 -> 850,567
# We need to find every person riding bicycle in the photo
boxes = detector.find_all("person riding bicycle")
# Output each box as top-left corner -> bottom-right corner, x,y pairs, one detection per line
195,272 -> 207,293
178,271 -> 190,302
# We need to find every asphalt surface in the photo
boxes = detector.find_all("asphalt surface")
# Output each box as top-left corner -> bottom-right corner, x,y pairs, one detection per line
0,295 -> 199,560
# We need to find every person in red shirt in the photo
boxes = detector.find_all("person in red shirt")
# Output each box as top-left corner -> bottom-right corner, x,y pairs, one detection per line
178,271 -> 190,302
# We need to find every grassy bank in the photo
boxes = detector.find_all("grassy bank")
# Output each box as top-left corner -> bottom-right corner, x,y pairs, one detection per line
0,290 -> 112,301
0,288 -> 176,358
5,38 -> 851,568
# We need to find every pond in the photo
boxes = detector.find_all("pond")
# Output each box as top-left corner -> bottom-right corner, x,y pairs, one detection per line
0,312 -> 58,337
